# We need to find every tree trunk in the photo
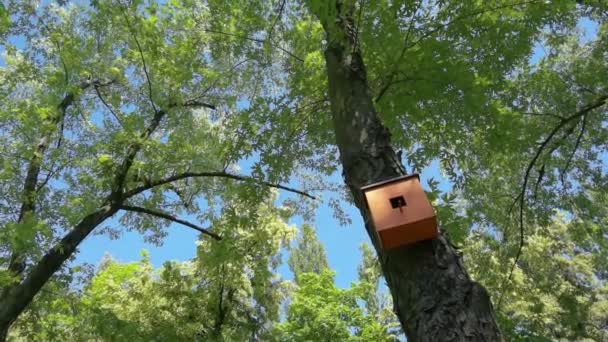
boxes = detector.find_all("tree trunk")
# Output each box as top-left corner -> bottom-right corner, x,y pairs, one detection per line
0,206 -> 117,341
316,4 -> 503,341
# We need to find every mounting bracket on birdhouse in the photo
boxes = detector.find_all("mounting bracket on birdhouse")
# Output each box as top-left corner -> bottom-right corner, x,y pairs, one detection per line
361,174 -> 438,249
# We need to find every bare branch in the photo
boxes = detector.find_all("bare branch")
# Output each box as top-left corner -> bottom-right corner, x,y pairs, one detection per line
123,171 -> 316,200
119,205 -> 221,240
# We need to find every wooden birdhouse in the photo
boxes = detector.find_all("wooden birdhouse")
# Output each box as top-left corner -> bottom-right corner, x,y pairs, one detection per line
361,174 -> 437,249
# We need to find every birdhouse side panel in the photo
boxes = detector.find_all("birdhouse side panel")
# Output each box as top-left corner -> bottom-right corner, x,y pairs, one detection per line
379,216 -> 438,249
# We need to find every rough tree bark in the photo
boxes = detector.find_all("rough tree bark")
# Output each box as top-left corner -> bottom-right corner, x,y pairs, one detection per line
313,3 -> 503,341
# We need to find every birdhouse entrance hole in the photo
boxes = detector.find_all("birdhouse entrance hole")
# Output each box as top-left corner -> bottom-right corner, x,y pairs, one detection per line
389,195 -> 406,209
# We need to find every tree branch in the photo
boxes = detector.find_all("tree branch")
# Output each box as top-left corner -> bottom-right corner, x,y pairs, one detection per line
123,171 -> 316,200
0,205 -> 117,333
268,0 -> 286,39
174,99 -> 216,110
5,78 -> 113,278
120,6 -> 158,113
119,205 -> 221,240
94,84 -> 124,126
108,97 -> 217,204
374,0 -> 421,103
560,113 -> 587,185
499,93 -> 608,308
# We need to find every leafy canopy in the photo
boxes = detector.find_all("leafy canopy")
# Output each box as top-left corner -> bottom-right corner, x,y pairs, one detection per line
1,0 -> 607,340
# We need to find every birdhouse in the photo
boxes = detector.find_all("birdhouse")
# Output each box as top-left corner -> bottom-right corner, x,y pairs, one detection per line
361,174 -> 437,249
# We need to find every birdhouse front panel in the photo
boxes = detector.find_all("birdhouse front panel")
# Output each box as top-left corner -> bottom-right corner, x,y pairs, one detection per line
362,174 -> 437,249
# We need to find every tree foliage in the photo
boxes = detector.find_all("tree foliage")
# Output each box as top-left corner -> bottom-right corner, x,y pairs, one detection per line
0,0 -> 607,340
11,195 -> 296,341
288,224 -> 329,282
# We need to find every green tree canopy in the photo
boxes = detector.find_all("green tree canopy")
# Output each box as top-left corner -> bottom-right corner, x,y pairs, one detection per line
0,0 -> 607,340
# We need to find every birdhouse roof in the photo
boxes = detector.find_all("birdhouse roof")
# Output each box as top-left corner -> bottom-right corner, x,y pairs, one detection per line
360,174 -> 420,193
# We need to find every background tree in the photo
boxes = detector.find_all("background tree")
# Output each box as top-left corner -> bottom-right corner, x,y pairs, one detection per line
270,269 -> 397,342
8,193 -> 296,341
466,214 -> 608,341
281,225 -> 400,340
288,224 -> 329,282
8,223 -> 403,341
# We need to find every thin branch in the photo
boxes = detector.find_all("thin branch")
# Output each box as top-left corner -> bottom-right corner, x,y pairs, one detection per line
352,0 -> 365,54
203,28 -> 265,43
120,6 -> 158,113
36,162 -> 62,192
188,58 -> 252,104
560,113 -> 587,185
123,171 -> 316,200
119,205 -> 221,240
496,244 -> 524,308
107,97 -> 216,204
375,77 -> 421,102
499,94 -> 608,308
408,0 -> 541,51
374,0 -> 421,102
110,108 -> 165,201
94,84 -> 124,127
533,163 -> 545,199
56,110 -> 66,149
176,99 -> 217,110
268,0 -> 286,39
402,0 -> 422,49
